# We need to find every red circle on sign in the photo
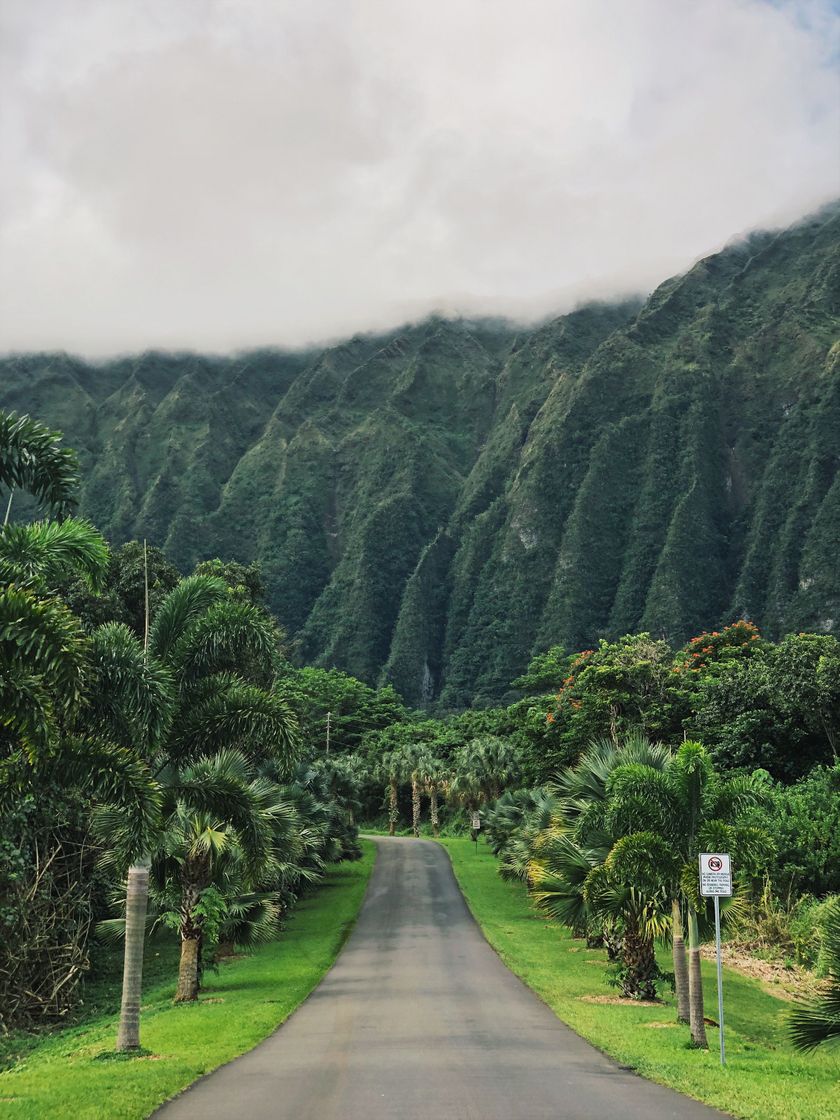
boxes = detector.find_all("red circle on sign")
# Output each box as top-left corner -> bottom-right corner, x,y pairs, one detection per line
708,857 -> 723,871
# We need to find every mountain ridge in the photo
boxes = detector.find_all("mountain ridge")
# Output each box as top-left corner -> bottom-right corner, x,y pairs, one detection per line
2,206 -> 838,706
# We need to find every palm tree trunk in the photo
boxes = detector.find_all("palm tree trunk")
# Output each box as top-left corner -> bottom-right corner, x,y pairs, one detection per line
672,898 -> 690,1024
175,935 -> 201,1002
688,907 -> 708,1047
430,785 -> 440,837
388,777 -> 398,836
116,861 -> 149,1051
411,775 -> 420,837
620,918 -> 658,1000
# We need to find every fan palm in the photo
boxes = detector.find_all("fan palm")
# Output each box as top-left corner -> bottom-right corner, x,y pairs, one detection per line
530,734 -> 672,998
788,898 -> 840,1051
377,748 -> 403,835
418,753 -> 449,837
97,749 -> 281,1001
450,736 -> 521,812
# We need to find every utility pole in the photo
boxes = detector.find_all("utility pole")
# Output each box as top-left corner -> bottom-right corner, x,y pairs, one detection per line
143,540 -> 150,654
325,710 -> 331,756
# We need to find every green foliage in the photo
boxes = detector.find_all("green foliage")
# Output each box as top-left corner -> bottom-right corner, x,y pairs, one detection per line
541,635 -> 688,778
788,897 -> 840,1052
193,557 -> 265,603
0,410 -> 79,515
282,665 -> 407,755
54,541 -> 180,635
692,632 -> 840,779
0,518 -> 109,592
742,765 -> 840,896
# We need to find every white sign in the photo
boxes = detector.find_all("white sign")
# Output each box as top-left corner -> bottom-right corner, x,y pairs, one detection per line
471,813 -> 481,830
699,852 -> 732,897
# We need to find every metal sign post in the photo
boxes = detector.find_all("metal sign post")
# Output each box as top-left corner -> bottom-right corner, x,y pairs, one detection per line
471,812 -> 481,852
699,853 -> 732,1067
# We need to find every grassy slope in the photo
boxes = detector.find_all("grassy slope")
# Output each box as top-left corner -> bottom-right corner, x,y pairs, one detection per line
440,838 -> 838,1120
0,844 -> 375,1120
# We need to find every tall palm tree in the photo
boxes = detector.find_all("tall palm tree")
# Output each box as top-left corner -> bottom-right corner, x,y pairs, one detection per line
418,753 -> 449,837
377,749 -> 403,836
450,736 -> 521,813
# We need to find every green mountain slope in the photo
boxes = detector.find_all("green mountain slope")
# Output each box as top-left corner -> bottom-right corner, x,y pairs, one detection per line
2,207 -> 838,706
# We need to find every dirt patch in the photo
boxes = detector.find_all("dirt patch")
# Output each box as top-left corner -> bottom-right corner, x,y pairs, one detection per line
201,997 -> 225,1004
700,944 -> 821,1002
579,995 -> 661,1007
645,1021 -> 679,1029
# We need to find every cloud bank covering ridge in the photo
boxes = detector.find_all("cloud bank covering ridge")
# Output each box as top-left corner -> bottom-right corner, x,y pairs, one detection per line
1,0 -> 839,356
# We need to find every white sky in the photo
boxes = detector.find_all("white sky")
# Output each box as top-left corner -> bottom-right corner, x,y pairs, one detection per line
1,0 -> 839,357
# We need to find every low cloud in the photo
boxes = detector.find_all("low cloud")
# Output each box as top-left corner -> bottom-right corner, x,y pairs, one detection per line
1,0 -> 838,356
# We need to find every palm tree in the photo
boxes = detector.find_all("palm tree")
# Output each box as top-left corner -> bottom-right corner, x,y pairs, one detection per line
483,788 -> 559,883
605,741 -> 770,1043
418,753 -> 449,837
788,898 -> 840,1051
377,749 -> 403,835
98,749 -> 281,1002
530,734 -> 673,998
450,736 -> 521,813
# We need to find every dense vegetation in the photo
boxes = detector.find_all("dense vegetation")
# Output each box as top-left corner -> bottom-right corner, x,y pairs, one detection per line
2,205 -> 837,707
0,415 -> 363,1049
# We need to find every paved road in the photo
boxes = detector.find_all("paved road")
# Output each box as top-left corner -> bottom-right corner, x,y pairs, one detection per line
156,837 -> 726,1120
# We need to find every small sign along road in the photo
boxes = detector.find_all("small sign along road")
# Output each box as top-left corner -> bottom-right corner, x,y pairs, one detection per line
700,852 -> 732,1067
699,852 -> 732,897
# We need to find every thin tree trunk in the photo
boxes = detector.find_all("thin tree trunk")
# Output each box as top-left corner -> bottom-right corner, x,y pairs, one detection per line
672,898 -> 690,1024
116,861 -> 149,1051
688,907 -> 708,1047
175,936 -> 201,1003
430,785 -> 440,837
411,775 -> 420,837
388,778 -> 398,836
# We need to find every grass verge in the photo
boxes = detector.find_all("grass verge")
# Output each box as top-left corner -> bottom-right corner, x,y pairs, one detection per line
0,842 -> 375,1120
440,837 -> 838,1120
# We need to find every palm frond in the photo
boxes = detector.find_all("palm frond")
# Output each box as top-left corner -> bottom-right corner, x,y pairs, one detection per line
0,518 -> 109,590
148,574 -> 228,661
0,410 -> 79,514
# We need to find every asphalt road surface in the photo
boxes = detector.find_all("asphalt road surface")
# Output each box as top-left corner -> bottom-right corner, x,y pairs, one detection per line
156,837 -> 727,1120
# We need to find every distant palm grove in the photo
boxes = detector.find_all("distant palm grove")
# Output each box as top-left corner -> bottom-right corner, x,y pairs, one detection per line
2,205 -> 838,708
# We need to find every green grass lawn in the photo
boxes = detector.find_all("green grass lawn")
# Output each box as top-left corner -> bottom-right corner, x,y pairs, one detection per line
0,842 -> 375,1120
440,837 -> 839,1120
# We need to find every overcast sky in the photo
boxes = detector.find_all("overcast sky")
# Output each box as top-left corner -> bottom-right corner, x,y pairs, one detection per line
1,0 -> 839,357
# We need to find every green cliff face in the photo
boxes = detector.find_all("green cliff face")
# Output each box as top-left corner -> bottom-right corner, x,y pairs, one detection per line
2,207 -> 838,705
